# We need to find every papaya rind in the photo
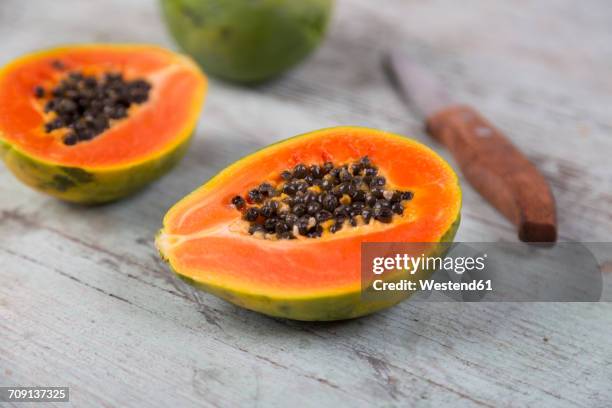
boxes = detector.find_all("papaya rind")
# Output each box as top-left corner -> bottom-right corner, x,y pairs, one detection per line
0,44 -> 207,204
0,136 -> 192,204
168,217 -> 459,321
157,127 -> 462,321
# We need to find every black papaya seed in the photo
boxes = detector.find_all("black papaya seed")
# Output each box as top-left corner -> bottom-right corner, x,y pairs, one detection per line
351,163 -> 363,175
280,170 -> 292,181
402,191 -> 415,201
294,180 -> 309,193
392,202 -> 404,215
320,178 -> 333,191
292,192 -> 306,205
283,183 -> 297,195
38,70 -> 151,145
334,205 -> 349,217
370,176 -> 386,187
258,182 -> 275,197
293,164 -> 308,178
321,194 -> 338,212
350,202 -> 365,217
297,217 -> 312,235
264,218 -> 278,232
352,189 -> 366,203
307,225 -> 323,238
63,133 -> 78,146
292,203 -> 307,216
339,168 -> 352,182
306,201 -> 322,215
248,189 -> 263,203
33,86 -> 45,98
330,222 -> 343,233
359,156 -> 371,166
364,167 -> 378,177
316,210 -> 333,222
390,190 -> 403,203
275,221 -> 290,234
284,213 -> 299,226
260,201 -> 279,218
245,207 -> 259,221
322,161 -> 334,174
310,164 -> 323,178
235,156 -> 413,239
371,187 -> 385,199
375,207 -> 394,223
311,178 -> 323,187
231,195 -> 246,209
364,193 -> 377,207
304,191 -> 319,203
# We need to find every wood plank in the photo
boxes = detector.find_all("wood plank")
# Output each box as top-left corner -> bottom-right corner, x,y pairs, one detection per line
2,214 -> 612,406
0,0 -> 611,406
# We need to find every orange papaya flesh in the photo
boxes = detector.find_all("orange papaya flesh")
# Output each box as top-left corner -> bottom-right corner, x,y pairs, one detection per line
0,44 -> 207,203
156,127 -> 461,320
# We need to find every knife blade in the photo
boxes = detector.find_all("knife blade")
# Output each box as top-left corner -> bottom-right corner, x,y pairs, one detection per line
384,50 -> 557,242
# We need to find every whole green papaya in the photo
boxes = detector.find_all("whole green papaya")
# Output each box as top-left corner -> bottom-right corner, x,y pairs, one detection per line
160,0 -> 334,83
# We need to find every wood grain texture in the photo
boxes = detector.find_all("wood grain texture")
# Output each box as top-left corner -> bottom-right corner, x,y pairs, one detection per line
1,0 -> 611,406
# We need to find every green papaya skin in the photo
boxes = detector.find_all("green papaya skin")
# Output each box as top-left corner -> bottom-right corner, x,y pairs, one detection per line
160,0 -> 334,83
0,136 -> 192,204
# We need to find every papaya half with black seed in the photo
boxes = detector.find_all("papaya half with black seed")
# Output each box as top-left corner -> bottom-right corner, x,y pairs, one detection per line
0,44 -> 207,204
156,127 -> 461,321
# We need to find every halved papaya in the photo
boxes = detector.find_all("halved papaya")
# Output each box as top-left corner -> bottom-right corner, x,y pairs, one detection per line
156,127 -> 461,320
0,44 -> 207,203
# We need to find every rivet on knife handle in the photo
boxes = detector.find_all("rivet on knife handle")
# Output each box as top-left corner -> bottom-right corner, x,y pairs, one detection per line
427,105 -> 557,242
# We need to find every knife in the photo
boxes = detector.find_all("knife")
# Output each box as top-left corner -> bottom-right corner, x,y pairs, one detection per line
384,50 -> 557,242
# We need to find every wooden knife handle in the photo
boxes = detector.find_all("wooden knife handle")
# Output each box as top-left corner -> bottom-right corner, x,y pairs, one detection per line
426,105 -> 557,242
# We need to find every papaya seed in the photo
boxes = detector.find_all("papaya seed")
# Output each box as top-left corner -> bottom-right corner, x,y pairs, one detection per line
321,194 -> 338,212
293,164 -> 308,179
310,164 -> 323,178
248,189 -> 263,203
364,167 -> 378,177
375,207 -> 394,223
280,170 -> 292,181
323,161 -> 334,174
237,156 -> 415,240
244,207 -> 259,221
370,176 -> 386,188
392,202 -> 404,215
33,86 -> 45,98
306,201 -> 322,215
316,210 -> 333,223
231,195 -> 246,209
329,221 -> 343,233
36,70 -> 152,146
402,191 -> 415,201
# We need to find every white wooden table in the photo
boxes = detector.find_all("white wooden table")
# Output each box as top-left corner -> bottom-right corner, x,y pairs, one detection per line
1,0 -> 611,406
